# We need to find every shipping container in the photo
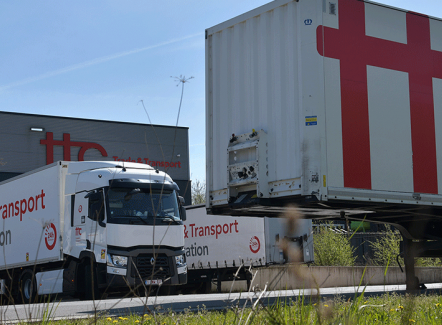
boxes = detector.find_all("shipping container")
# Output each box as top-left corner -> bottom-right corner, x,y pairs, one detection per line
183,205 -> 313,293
205,0 -> 442,290
206,0 -> 442,216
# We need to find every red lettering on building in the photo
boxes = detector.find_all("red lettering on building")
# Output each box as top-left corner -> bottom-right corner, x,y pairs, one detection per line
316,0 -> 442,193
112,156 -> 182,169
40,132 -> 108,164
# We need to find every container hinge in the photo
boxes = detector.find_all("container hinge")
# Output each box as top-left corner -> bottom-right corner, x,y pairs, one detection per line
227,129 -> 269,200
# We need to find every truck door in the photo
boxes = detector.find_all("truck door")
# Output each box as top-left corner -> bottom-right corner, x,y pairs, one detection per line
86,189 -> 107,264
73,192 -> 88,251
73,189 -> 107,263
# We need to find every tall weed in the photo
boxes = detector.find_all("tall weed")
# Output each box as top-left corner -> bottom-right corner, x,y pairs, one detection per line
313,223 -> 356,266
370,226 -> 442,267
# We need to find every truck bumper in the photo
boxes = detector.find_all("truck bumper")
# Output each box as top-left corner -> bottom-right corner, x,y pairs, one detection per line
105,246 -> 187,291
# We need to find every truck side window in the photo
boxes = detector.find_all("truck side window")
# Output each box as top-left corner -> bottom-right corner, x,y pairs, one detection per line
88,190 -> 105,226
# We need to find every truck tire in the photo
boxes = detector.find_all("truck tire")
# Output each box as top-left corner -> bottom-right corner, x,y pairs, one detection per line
84,263 -> 100,301
159,285 -> 176,296
19,270 -> 37,304
197,281 -> 212,294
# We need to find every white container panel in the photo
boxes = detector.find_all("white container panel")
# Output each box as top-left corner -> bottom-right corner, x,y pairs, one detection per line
0,164 -> 64,270
324,57 -> 344,188
365,3 -> 407,44
184,207 -> 265,269
430,19 -> 442,52
206,0 -> 323,200
207,0 -> 442,210
367,66 -> 413,192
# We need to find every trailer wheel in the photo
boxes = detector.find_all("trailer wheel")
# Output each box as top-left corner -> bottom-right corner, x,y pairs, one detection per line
19,270 -> 36,304
84,263 -> 100,301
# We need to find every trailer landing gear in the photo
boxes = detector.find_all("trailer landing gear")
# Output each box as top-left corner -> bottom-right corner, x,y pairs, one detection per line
403,238 -> 419,291
400,234 -> 442,292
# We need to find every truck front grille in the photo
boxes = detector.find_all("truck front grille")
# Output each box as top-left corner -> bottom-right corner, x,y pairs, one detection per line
131,254 -> 171,279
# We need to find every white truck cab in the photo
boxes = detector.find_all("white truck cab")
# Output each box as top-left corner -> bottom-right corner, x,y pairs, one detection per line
0,161 -> 187,303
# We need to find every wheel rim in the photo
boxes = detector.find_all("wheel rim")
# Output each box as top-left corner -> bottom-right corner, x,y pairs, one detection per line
23,278 -> 32,300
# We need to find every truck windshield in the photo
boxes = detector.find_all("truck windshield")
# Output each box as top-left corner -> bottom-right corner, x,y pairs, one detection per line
107,188 -> 181,225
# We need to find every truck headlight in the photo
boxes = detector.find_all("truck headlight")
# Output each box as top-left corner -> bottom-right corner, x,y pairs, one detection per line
175,254 -> 186,267
107,254 -> 128,268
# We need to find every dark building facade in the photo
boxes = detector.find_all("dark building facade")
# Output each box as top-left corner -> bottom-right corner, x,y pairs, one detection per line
0,111 -> 191,203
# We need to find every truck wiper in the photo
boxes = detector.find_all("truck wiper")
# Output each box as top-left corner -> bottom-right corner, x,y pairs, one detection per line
132,215 -> 149,225
160,216 -> 181,225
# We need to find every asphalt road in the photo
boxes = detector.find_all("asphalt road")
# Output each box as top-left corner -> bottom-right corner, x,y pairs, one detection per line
2,283 -> 442,323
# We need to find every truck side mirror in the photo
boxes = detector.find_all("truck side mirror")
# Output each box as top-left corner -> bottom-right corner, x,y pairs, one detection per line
87,191 -> 106,227
178,196 -> 186,221
180,205 -> 187,221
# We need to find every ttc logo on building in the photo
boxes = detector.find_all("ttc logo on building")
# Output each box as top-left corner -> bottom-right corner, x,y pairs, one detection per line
40,132 -> 108,164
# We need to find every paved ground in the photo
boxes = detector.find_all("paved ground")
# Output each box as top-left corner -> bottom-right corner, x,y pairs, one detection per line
2,283 -> 442,323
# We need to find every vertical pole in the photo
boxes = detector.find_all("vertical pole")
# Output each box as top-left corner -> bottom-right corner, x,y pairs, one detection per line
246,271 -> 251,291
217,270 -> 221,293
403,237 -> 419,291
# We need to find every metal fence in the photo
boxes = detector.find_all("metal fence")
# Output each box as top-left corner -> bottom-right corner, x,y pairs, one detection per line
349,232 -> 389,265
313,224 -> 394,265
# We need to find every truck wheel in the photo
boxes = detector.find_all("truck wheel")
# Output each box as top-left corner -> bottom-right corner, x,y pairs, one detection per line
19,270 -> 37,304
197,281 -> 212,294
84,263 -> 100,300
159,285 -> 176,296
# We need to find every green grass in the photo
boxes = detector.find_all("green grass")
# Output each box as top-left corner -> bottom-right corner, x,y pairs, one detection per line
17,293 -> 442,324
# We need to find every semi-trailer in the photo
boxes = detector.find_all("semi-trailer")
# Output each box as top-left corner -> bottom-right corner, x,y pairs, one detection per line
205,0 -> 442,290
183,205 -> 313,293
0,161 -> 187,303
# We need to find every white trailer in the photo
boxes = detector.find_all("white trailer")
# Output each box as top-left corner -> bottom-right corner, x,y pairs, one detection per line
183,205 -> 313,293
206,0 -> 442,215
0,161 -> 187,303
205,0 -> 442,290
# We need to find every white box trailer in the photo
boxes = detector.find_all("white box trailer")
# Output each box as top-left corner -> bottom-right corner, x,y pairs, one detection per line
206,0 -> 442,290
183,205 -> 313,293
205,0 -> 442,223
0,163 -> 63,269
0,161 -> 187,303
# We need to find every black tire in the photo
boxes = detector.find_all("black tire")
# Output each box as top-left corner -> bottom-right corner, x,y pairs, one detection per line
197,281 -> 212,294
19,270 -> 37,304
159,285 -> 176,296
84,263 -> 100,301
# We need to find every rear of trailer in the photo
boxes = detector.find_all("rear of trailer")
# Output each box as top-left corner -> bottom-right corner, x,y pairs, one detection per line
206,0 -> 442,290
183,205 -> 313,292
0,163 -> 64,270
205,0 -> 442,221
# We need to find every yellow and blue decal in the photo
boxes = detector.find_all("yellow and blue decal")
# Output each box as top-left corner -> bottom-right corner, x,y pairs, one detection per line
305,116 -> 317,126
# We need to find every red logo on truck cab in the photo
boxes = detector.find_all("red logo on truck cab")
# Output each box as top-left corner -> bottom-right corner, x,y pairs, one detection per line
44,223 -> 57,250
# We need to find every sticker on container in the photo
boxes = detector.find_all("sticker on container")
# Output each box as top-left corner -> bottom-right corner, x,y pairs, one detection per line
44,223 -> 57,250
249,236 -> 261,254
305,116 -> 317,126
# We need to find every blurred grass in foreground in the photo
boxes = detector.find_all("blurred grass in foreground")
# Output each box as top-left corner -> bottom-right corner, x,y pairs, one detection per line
21,293 -> 442,324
